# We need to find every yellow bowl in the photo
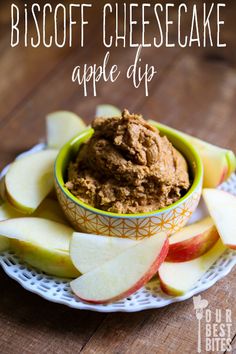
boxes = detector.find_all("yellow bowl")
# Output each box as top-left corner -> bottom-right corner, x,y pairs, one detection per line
55,125 -> 203,239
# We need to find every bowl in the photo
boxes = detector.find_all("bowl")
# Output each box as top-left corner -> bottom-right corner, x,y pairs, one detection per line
54,125 -> 203,239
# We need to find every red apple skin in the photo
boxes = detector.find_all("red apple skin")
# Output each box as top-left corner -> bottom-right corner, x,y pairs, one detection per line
219,166 -> 228,185
226,244 -> 236,250
166,227 -> 219,262
75,238 -> 169,304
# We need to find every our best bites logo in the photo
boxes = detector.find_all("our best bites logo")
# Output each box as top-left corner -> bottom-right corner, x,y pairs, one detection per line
193,295 -> 232,352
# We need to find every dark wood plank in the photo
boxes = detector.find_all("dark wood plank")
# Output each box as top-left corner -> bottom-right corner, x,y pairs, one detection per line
80,270 -> 236,354
0,46 -> 180,170
0,1 -> 195,168
229,334 -> 236,353
0,1 -> 103,120
0,272 -> 105,354
141,51 -> 236,150
0,1 -> 236,354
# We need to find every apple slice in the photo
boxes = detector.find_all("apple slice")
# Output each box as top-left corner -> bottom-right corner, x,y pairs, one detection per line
203,189 -> 236,249
34,198 -> 68,225
0,199 -> 68,250
0,176 -> 6,201
192,142 -> 235,187
46,111 -> 86,149
70,233 -> 139,273
0,236 -> 10,252
0,203 -> 25,221
167,217 -> 219,262
70,233 -> 168,304
0,199 -> 68,226
148,120 -> 236,188
0,218 -> 79,277
5,150 -> 58,213
159,239 -> 226,296
95,104 -> 121,118
0,203 -> 20,251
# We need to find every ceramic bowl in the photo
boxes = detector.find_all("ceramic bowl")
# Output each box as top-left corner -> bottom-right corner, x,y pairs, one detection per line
55,126 -> 203,239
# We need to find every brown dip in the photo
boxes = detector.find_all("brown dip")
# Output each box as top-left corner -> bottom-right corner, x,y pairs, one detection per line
65,110 -> 190,214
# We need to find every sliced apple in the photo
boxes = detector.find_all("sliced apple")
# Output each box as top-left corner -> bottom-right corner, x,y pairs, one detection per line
149,120 -> 236,188
0,236 -> 10,252
34,198 -> 68,225
0,198 -> 68,226
167,217 -> 219,262
46,111 -> 86,149
5,150 -> 58,213
159,239 -> 226,296
203,189 -> 236,249
0,203 -> 19,251
0,218 -> 79,277
70,233 -> 139,273
0,203 -> 25,221
95,104 -> 121,118
0,176 -> 6,201
70,233 -> 169,304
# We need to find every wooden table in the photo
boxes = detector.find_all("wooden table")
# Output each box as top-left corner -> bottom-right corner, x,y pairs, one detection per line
0,1 -> 236,353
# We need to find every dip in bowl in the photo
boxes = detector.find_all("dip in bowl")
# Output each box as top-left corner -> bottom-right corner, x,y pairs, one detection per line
55,113 -> 203,239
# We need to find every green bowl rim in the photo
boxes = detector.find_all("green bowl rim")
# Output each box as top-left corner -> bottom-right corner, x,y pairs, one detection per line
55,125 -> 203,219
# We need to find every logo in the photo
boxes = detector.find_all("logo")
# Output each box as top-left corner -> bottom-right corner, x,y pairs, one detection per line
193,295 -> 232,352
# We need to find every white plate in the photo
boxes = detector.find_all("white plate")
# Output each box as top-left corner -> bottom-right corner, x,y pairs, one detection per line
0,145 -> 236,312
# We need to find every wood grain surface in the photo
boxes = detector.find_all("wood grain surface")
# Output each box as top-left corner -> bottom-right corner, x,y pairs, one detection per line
0,1 -> 236,353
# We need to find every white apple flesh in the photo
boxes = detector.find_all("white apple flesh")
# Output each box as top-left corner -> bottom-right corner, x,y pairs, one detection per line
70,232 -> 139,273
34,198 -> 68,225
70,233 -> 169,304
159,239 -> 226,296
203,189 -> 236,249
0,198 -> 68,225
95,104 -> 121,118
0,203 -> 25,221
167,217 -> 219,262
5,150 -> 58,213
0,236 -> 10,252
46,111 -> 86,149
0,218 -> 79,277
